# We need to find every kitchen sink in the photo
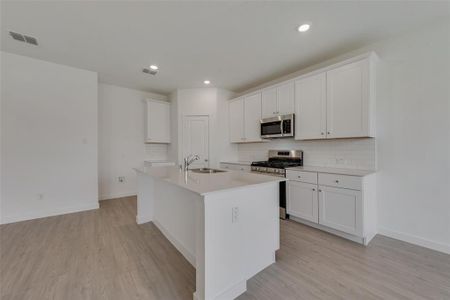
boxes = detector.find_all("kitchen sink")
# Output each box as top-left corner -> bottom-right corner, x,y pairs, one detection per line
190,168 -> 227,174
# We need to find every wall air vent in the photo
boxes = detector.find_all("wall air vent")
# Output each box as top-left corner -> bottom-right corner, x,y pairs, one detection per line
142,68 -> 158,75
9,31 -> 39,46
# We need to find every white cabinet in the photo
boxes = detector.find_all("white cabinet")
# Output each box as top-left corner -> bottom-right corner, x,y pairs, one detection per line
244,93 -> 262,142
277,82 -> 295,115
287,181 -> 318,223
318,186 -> 362,236
294,53 -> 376,140
294,73 -> 327,140
261,82 -> 295,118
229,93 -> 262,143
146,99 -> 170,143
261,88 -> 277,118
229,98 -> 245,143
286,168 -> 376,245
326,59 -> 372,138
230,52 -> 377,142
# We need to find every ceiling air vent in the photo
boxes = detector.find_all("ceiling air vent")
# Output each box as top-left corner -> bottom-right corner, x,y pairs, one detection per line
142,68 -> 158,75
9,31 -> 39,46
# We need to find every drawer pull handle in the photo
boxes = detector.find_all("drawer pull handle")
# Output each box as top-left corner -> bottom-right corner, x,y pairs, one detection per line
312,188 -> 316,191
298,176 -> 301,178
319,189 -> 322,192
335,180 -> 339,183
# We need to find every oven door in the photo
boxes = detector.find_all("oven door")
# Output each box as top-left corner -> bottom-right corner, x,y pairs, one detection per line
260,119 -> 282,138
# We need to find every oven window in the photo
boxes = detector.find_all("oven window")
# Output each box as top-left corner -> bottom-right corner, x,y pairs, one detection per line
261,121 -> 281,135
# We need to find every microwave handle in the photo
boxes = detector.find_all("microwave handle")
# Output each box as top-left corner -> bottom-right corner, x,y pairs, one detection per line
280,120 -> 284,135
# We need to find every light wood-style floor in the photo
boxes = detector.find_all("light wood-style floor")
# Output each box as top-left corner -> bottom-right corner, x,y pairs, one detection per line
1,197 -> 449,300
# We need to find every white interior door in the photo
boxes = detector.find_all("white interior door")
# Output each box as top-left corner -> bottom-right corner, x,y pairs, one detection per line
182,115 -> 209,168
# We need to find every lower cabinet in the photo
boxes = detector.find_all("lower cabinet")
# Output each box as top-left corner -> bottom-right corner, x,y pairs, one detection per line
287,181 -> 318,223
286,169 -> 376,245
318,186 -> 362,236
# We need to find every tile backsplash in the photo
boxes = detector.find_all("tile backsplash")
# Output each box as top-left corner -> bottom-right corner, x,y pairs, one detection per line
238,138 -> 376,170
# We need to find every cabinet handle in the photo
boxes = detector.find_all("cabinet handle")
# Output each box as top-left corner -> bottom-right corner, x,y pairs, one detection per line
312,188 -> 316,191
335,180 -> 339,183
319,189 -> 322,192
297,175 -> 301,178
321,132 -> 324,135
327,131 -> 331,134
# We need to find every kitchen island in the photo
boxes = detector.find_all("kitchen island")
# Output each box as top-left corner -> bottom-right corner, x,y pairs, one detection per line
135,166 -> 285,300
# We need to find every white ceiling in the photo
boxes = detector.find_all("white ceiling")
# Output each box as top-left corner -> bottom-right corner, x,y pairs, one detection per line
2,1 -> 449,95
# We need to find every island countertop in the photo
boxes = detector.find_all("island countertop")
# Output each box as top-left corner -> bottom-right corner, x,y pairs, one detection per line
135,166 -> 285,196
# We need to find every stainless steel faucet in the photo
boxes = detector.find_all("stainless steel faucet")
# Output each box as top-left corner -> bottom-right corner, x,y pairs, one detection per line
184,154 -> 200,171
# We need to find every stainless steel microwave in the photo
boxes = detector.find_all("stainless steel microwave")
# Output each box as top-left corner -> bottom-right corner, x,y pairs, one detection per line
260,114 -> 294,138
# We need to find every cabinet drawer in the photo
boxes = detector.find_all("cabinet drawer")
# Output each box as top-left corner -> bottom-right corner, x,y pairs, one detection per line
318,173 -> 361,190
220,163 -> 250,172
286,170 -> 318,184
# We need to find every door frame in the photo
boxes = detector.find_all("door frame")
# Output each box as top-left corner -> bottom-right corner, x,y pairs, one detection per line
181,114 -> 210,168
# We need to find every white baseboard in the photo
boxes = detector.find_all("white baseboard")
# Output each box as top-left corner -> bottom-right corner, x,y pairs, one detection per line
99,192 -> 136,201
153,219 -> 196,267
378,227 -> 450,255
1,202 -> 99,225
136,214 -> 152,225
215,280 -> 247,300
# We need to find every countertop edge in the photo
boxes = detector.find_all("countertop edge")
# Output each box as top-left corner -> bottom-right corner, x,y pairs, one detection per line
285,166 -> 376,177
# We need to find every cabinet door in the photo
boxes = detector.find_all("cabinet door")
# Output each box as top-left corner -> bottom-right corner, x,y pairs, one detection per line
277,82 -> 295,115
147,100 -> 170,143
261,88 -> 278,118
295,73 -> 326,140
229,98 -> 245,143
318,186 -> 362,236
287,181 -> 319,223
244,93 -> 262,142
326,59 -> 369,138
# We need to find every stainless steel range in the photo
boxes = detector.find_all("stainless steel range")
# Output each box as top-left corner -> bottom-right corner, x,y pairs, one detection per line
251,150 -> 303,219
251,150 -> 303,177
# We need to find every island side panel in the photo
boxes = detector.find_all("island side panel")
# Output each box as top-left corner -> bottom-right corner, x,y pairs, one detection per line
153,179 -> 199,266
136,172 -> 155,224
196,182 -> 279,300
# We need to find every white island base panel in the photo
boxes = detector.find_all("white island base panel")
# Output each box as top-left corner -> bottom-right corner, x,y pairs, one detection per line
136,172 -> 280,300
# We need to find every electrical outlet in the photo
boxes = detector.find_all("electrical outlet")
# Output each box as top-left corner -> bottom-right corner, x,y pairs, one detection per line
232,207 -> 239,223
118,176 -> 125,183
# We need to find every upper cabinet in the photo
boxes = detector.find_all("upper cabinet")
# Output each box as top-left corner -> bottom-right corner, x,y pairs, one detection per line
230,52 -> 377,143
146,99 -> 170,143
295,73 -> 327,140
261,82 -> 295,118
326,59 -> 372,139
229,97 -> 245,143
295,53 -> 377,140
229,93 -> 262,143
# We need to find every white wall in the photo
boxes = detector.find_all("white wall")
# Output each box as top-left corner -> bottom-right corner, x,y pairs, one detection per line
370,19 -> 450,253
1,52 -> 99,224
98,83 -> 168,200
171,88 -> 238,168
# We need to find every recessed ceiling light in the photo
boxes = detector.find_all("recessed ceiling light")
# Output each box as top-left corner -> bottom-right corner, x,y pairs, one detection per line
150,65 -> 158,70
297,23 -> 311,32
204,80 -> 210,85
